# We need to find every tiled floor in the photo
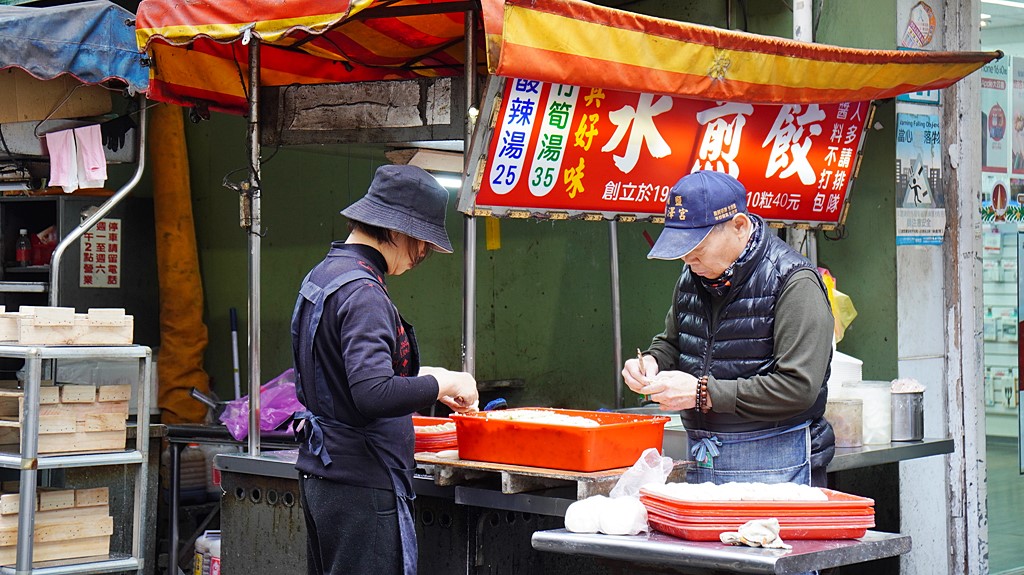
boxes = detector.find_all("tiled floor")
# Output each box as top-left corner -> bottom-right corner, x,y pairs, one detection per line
987,436 -> 1024,574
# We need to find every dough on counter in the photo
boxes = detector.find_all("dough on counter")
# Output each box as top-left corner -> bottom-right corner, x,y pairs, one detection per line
645,481 -> 828,502
485,409 -> 599,428
565,495 -> 649,536
415,422 -> 456,433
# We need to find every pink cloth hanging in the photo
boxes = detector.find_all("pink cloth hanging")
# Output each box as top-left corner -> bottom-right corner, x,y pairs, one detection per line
73,125 -> 107,188
45,129 -> 78,193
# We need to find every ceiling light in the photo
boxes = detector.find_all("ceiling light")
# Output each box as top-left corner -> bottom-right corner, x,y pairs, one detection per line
981,13 -> 992,19
981,0 -> 1024,10
980,20 -> 989,26
433,175 -> 462,190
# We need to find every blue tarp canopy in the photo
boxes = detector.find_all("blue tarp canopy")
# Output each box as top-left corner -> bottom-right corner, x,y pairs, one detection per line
0,0 -> 148,94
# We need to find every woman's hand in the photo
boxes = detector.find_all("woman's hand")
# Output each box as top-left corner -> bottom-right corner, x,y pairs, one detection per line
421,366 -> 480,413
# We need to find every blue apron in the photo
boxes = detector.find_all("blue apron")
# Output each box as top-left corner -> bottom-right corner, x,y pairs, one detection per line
686,420 -> 812,485
291,257 -> 420,575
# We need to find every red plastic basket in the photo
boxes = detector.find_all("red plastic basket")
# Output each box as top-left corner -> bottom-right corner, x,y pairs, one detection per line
450,408 -> 670,472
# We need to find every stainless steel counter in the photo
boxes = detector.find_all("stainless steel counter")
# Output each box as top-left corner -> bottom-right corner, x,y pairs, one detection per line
214,437 -> 955,481
531,529 -> 912,575
828,438 -> 953,472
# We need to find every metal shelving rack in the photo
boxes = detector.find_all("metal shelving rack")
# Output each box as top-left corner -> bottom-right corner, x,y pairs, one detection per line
0,344 -> 152,575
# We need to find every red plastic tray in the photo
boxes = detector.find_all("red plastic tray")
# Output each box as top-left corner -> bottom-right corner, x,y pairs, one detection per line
450,408 -> 670,472
641,496 -> 875,525
647,513 -> 872,541
413,416 -> 457,453
639,487 -> 874,516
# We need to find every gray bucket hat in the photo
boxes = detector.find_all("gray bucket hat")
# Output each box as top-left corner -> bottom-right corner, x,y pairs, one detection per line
341,165 -> 453,253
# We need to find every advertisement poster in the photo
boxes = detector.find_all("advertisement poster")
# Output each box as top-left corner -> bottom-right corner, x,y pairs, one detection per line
1013,57 -> 1024,175
980,174 -> 1019,222
79,218 -> 121,288
895,113 -> 945,244
464,78 -> 871,227
897,1 -> 940,50
982,59 -> 1010,173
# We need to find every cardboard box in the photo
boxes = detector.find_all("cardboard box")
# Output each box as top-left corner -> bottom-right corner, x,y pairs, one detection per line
0,68 -> 111,124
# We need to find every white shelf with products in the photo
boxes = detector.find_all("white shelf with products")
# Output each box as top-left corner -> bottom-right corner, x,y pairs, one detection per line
982,223 -> 1020,416
0,344 -> 151,575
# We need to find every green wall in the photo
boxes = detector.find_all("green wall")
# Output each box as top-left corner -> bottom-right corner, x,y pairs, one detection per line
184,0 -> 901,406
813,0 -> 900,381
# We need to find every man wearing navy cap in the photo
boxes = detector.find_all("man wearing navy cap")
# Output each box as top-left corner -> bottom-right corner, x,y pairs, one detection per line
622,170 -> 836,487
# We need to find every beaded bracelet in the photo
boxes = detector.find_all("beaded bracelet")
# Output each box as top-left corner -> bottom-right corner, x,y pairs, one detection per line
695,376 -> 711,414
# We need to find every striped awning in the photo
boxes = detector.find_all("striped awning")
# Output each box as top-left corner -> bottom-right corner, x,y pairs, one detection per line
136,0 -> 999,114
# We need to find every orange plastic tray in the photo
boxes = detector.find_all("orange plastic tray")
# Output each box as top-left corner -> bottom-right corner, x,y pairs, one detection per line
640,496 -> 875,525
450,408 -> 670,472
639,487 -> 874,516
648,514 -> 871,541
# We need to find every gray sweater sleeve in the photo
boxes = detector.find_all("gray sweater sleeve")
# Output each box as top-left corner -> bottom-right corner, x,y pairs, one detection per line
710,269 -> 834,420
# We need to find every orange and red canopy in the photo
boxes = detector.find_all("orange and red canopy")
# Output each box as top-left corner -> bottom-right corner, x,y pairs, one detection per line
136,0 -> 999,114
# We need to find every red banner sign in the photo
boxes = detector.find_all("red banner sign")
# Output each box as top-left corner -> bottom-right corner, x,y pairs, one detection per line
461,78 -> 871,227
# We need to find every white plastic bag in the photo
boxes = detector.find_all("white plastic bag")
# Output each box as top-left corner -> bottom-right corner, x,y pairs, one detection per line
609,447 -> 674,498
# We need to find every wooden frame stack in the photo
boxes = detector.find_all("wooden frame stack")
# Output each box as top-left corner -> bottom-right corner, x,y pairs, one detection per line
0,383 -> 131,454
0,486 -> 112,563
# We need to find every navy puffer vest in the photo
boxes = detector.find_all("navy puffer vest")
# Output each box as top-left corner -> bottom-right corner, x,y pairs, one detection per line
676,215 -> 831,433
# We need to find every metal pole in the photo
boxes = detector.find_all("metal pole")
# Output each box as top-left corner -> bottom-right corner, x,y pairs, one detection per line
786,1 -> 818,265
50,98 -> 147,306
609,221 -> 624,409
247,38 -> 262,457
462,11 -> 477,375
15,353 -> 41,575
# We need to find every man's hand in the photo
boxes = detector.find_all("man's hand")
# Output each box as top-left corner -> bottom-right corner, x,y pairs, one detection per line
640,371 -> 699,411
622,355 -> 660,393
421,366 -> 480,413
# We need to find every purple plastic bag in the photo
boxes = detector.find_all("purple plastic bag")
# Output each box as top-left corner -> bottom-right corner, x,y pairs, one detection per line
218,368 -> 305,441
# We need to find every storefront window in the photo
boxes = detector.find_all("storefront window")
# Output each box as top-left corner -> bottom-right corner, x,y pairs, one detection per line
981,3 -> 1024,572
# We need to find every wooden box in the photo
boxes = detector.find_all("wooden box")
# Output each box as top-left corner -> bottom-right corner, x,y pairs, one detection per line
0,307 -> 18,343
0,487 -> 112,564
0,383 -> 130,454
16,307 -> 133,346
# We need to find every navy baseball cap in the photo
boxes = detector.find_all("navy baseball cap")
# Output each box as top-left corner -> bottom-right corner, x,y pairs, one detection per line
647,170 -> 748,260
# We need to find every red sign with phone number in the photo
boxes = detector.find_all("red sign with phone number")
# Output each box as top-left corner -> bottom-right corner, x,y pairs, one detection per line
469,78 -> 870,226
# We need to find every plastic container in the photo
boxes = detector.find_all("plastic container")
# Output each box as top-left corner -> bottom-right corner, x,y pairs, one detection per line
647,514 -> 872,541
838,381 -> 891,444
824,398 -> 863,447
412,416 -> 458,452
891,391 -> 924,441
194,530 -> 220,575
209,539 -> 221,575
450,408 -> 670,472
638,487 -> 875,515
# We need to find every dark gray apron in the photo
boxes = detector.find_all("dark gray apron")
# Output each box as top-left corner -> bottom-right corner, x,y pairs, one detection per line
292,262 -> 419,575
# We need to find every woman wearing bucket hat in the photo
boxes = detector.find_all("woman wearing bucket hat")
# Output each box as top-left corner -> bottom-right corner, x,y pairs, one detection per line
290,164 -> 478,575
620,170 -> 836,489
